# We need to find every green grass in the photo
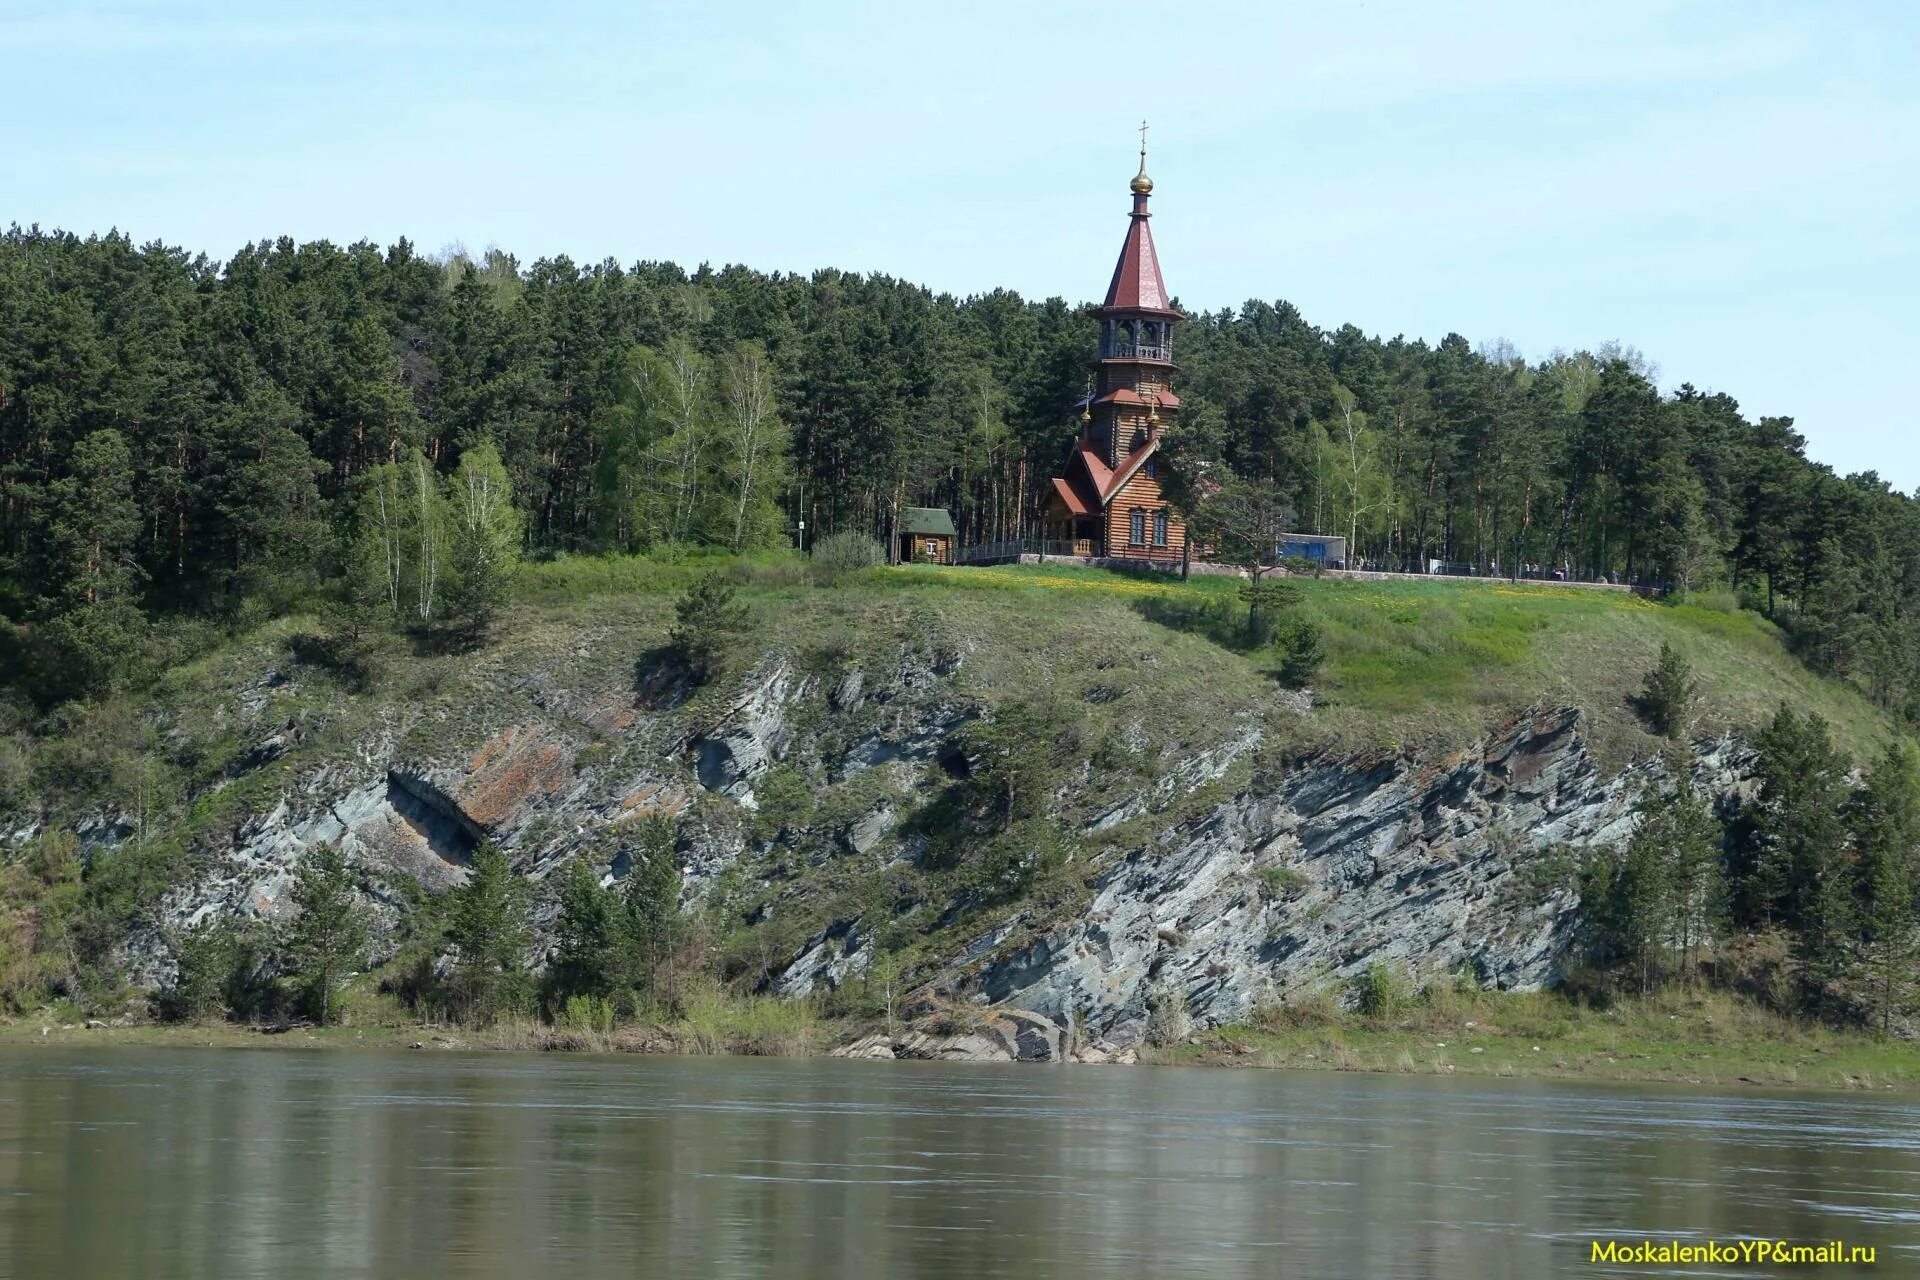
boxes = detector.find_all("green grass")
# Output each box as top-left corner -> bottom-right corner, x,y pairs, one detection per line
655,559 -> 1890,762
16,554 -> 1888,835
1152,986 -> 1920,1092
0,981 -> 834,1059
10,985 -> 1915,1095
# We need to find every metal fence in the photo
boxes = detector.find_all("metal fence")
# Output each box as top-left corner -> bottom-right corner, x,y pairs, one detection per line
954,537 -> 1101,564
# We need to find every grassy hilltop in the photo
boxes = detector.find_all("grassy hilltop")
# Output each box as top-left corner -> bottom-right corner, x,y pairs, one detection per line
523,555 -> 1886,761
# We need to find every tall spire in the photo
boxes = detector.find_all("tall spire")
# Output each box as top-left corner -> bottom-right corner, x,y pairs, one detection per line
1103,124 -> 1170,312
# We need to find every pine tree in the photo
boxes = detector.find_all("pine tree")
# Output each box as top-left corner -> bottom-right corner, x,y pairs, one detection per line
1614,793 -> 1674,994
209,386 -> 327,609
445,842 -> 531,1026
1658,778 -> 1727,980
668,572 -> 749,684
1850,741 -> 1920,1033
282,848 -> 367,1026
1638,642 -> 1697,741
546,857 -> 625,1005
623,815 -> 683,1000
34,428 -> 148,698
1737,705 -> 1847,931
158,918 -> 236,1023
1189,475 -> 1298,633
43,428 -> 143,610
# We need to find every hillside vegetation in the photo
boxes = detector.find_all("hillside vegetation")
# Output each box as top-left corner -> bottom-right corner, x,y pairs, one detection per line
3,553 -> 1898,1027
5,227 -> 1919,741
11,556 -> 1881,834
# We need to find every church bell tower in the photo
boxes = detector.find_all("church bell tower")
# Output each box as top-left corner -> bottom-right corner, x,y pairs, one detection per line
1037,125 -> 1189,566
1082,122 -> 1181,467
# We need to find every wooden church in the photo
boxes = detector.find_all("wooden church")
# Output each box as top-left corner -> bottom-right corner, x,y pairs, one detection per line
1040,135 -> 1188,566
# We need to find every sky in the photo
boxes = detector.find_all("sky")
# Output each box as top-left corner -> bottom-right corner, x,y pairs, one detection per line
8,1 -> 1918,487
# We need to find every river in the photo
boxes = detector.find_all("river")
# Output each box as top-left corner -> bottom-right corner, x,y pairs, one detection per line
1,1049 -> 1913,1277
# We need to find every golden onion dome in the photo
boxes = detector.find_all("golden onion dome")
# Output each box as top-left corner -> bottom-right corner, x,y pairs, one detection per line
1130,163 -> 1153,195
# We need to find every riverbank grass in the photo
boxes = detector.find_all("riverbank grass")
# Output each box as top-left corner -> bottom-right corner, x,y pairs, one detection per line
1151,987 -> 1920,1091
8,987 -> 1918,1095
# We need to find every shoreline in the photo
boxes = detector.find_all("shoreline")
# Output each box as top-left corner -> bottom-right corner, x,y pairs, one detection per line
6,1015 -> 1916,1095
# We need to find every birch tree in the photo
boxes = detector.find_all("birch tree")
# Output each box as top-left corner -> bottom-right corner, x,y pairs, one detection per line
719,341 -> 789,550
650,338 -> 712,545
1328,384 -> 1392,564
444,441 -> 522,638
351,451 -> 446,627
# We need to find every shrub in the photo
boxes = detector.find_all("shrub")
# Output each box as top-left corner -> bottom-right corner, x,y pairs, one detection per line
810,531 -> 885,583
668,572 -> 750,684
1144,980 -> 1193,1047
751,765 -> 815,841
1253,980 -> 1343,1029
1419,965 -> 1484,1018
1685,588 -> 1740,614
559,993 -> 616,1034
1353,962 -> 1410,1018
1254,866 -> 1309,900
1274,616 -> 1325,688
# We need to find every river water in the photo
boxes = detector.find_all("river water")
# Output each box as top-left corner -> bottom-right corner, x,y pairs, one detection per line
1,1049 -> 1914,1278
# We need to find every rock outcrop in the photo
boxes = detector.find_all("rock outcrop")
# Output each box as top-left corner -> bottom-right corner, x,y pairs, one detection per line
832,1009 -> 1070,1062
956,709 -> 1747,1046
90,626 -> 1748,1045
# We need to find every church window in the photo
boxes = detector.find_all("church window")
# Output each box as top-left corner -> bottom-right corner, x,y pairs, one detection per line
1129,507 -> 1146,546
1153,509 -> 1169,547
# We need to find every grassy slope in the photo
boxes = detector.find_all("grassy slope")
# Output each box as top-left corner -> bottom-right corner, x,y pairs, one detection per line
872,562 -> 1889,762
43,553 -> 1884,885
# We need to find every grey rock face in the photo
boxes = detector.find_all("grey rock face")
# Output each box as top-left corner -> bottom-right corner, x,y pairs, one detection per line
691,659 -> 808,808
829,1008 -> 1067,1063
771,919 -> 870,997
965,709 -> 1748,1047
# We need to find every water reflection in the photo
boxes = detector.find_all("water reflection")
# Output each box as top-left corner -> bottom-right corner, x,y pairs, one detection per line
1,1050 -> 1913,1278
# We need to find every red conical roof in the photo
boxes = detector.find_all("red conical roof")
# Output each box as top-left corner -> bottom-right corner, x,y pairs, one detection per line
1101,188 -> 1172,313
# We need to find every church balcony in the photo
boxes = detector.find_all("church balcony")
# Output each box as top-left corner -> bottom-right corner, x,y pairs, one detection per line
1101,341 -> 1172,362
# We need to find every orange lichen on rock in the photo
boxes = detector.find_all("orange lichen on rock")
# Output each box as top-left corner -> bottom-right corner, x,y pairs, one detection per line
615,783 -> 688,820
457,726 -> 574,829
584,696 -> 639,735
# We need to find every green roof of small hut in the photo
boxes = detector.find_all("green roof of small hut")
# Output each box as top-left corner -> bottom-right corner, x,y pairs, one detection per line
900,508 -> 956,537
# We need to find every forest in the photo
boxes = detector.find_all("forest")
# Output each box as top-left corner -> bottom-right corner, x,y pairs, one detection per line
1,225 -> 1917,723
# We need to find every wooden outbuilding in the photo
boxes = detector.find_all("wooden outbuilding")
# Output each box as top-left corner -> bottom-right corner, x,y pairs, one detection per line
898,508 -> 957,564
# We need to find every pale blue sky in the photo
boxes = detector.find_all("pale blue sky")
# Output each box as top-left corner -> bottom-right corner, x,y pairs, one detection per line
9,1 -> 1918,487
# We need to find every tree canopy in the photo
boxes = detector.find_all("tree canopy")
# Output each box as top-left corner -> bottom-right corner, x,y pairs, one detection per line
3,226 -> 1918,722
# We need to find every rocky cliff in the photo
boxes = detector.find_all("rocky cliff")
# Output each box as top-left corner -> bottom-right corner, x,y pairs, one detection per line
955,710 -> 1747,1049
71,610 -> 1753,1057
